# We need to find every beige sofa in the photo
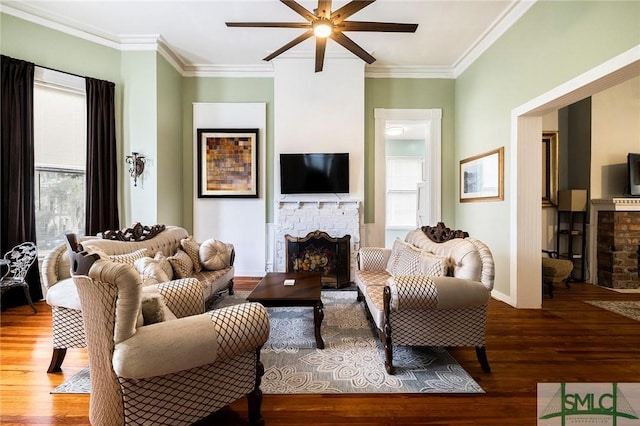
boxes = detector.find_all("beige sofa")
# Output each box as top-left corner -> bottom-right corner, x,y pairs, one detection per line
354,223 -> 494,374
42,225 -> 235,373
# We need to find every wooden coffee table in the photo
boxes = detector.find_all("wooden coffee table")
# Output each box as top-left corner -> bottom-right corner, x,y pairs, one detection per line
247,271 -> 324,349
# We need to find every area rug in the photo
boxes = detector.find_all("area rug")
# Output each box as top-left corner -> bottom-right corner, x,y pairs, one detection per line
585,300 -> 640,322
53,291 -> 483,394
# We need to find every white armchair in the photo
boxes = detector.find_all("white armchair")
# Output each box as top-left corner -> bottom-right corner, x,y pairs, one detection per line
66,235 -> 270,425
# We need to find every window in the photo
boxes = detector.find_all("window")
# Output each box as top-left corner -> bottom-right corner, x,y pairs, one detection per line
33,68 -> 86,252
386,157 -> 423,228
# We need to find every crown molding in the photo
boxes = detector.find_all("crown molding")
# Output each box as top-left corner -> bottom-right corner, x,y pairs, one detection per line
0,4 -> 120,50
1,1 -> 533,79
453,0 -> 537,77
365,65 -> 455,79
183,64 -> 274,78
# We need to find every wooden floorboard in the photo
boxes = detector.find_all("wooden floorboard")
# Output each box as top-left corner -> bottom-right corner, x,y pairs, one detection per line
2,278 -> 640,425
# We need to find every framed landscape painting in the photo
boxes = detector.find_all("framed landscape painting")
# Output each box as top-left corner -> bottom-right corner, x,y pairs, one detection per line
197,128 -> 259,198
459,147 -> 504,202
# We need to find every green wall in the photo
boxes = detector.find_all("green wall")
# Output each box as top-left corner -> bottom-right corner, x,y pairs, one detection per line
157,54 -> 183,226
455,0 -> 640,296
121,51 -> 157,226
364,78 -> 456,225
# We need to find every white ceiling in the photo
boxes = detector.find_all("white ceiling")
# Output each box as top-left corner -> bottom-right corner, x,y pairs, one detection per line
2,0 -> 535,77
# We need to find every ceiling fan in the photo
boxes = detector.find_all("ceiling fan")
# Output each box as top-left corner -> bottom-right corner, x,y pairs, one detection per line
226,0 -> 418,72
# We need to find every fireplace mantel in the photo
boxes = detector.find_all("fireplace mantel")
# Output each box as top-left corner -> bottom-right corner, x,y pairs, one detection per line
591,198 -> 640,211
278,197 -> 360,209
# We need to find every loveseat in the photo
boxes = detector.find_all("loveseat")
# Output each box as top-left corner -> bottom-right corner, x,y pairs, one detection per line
354,223 -> 494,374
65,234 -> 269,425
42,224 -> 235,373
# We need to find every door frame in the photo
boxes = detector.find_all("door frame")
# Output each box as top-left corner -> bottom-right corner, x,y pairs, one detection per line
367,108 -> 442,248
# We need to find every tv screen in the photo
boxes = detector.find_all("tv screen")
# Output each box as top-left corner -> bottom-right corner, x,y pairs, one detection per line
280,153 -> 349,194
628,153 -> 640,196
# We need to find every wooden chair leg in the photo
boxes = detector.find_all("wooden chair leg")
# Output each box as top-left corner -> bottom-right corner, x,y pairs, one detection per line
247,349 -> 264,426
476,346 -> 491,373
47,348 -> 67,373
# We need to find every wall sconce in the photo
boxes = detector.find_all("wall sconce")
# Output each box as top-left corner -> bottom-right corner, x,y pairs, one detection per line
125,152 -> 145,187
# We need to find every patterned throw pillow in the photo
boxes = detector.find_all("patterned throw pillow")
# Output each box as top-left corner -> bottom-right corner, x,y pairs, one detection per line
199,238 -> 233,271
180,236 -> 202,273
109,248 -> 148,266
167,249 -> 194,279
419,251 -> 449,277
385,238 -> 406,275
392,244 -> 423,275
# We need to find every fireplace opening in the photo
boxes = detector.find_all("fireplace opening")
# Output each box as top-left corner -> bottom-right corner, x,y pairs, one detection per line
285,231 -> 351,288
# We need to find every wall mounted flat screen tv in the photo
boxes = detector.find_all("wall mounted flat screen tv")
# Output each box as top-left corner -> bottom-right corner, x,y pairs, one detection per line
628,152 -> 640,196
280,153 -> 349,194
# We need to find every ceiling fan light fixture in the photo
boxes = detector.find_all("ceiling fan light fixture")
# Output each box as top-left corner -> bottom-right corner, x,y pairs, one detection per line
313,20 -> 333,38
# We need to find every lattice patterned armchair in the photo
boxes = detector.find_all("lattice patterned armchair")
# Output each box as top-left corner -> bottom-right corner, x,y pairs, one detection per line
66,235 -> 270,425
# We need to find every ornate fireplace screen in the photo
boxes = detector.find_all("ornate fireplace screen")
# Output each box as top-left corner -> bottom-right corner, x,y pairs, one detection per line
285,231 -> 351,288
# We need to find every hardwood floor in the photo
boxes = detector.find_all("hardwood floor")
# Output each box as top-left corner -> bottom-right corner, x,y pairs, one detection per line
1,278 -> 639,425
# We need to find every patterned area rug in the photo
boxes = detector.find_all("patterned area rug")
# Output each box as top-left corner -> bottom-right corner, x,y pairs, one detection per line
52,291 -> 483,394
585,300 -> 640,321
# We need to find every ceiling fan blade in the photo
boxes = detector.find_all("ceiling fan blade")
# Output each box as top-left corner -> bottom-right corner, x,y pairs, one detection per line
315,37 -> 327,72
331,0 -> 376,24
316,0 -> 332,19
281,0 -> 316,21
338,21 -> 418,33
263,29 -> 314,62
226,22 -> 311,29
330,31 -> 376,64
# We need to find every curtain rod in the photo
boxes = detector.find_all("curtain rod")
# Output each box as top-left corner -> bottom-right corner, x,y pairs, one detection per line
36,64 -> 86,80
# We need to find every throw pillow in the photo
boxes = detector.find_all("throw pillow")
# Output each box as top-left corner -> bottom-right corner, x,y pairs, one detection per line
199,238 -> 233,271
180,236 -> 202,273
419,251 -> 449,277
167,249 -> 194,278
134,256 -> 171,285
140,292 -> 177,326
392,244 -> 423,275
109,248 -> 148,266
153,251 -> 174,281
385,238 -> 406,275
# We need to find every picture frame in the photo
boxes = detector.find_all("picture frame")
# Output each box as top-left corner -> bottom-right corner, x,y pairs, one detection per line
196,128 -> 259,198
541,131 -> 559,207
460,147 -> 504,202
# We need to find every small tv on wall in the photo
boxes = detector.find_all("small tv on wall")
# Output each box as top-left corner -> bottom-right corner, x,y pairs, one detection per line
628,152 -> 640,196
280,153 -> 349,194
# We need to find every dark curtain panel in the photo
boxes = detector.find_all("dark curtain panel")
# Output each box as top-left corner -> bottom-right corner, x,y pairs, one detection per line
0,55 -> 43,306
85,77 -> 119,236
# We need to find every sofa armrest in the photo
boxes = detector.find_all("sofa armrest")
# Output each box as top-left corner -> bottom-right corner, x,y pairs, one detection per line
113,302 -> 269,380
357,247 -> 391,271
208,302 -> 270,359
387,275 -> 491,311
155,278 -> 205,318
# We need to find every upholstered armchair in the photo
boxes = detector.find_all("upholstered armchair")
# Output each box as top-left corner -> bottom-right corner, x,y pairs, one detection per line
66,235 -> 270,426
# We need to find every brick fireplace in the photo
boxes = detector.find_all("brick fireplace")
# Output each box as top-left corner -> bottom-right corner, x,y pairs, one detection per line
274,199 -> 360,285
591,198 -> 640,289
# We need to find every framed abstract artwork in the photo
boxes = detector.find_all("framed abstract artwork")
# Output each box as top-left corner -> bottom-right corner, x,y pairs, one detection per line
196,128 -> 259,198
459,147 -> 504,202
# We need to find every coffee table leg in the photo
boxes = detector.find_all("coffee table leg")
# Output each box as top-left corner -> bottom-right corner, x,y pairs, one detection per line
314,300 -> 325,349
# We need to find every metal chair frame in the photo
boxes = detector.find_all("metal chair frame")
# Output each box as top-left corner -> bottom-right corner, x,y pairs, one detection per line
1,242 -> 38,313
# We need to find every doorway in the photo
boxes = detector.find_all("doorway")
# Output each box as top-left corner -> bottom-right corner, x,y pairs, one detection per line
371,109 -> 442,248
510,49 -> 640,308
